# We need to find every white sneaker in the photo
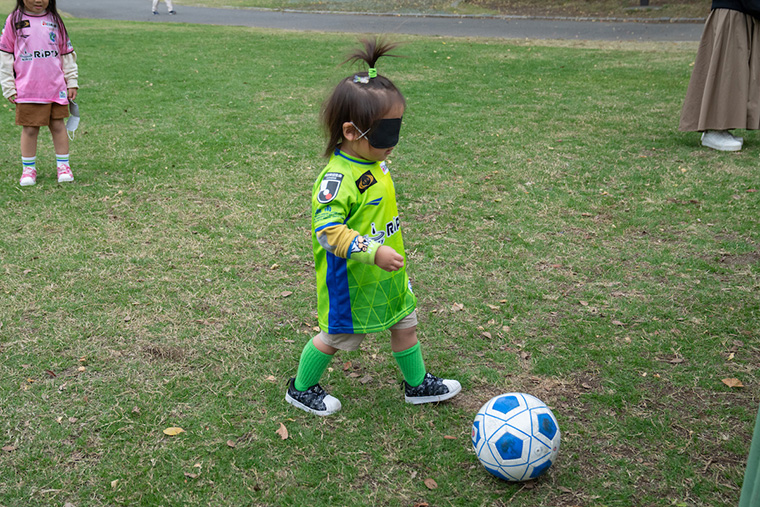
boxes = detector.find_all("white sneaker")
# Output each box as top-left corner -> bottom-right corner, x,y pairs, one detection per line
701,130 -> 742,151
19,167 -> 36,186
57,165 -> 74,183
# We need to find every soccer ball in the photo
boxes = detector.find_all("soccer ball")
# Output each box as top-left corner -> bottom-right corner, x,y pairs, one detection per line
472,392 -> 560,482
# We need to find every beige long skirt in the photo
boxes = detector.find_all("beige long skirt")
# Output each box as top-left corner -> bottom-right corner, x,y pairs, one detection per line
679,8 -> 760,132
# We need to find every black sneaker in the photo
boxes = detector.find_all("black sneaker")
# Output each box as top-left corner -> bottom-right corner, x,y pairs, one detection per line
285,378 -> 341,416
168,10 -> 176,14
404,372 -> 461,404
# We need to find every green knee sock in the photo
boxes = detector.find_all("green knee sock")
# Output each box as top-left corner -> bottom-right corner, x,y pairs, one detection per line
294,338 -> 334,391
393,342 -> 426,387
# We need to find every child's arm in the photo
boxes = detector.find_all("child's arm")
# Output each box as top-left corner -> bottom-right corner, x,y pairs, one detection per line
0,51 -> 15,102
316,225 -> 402,272
62,51 -> 78,100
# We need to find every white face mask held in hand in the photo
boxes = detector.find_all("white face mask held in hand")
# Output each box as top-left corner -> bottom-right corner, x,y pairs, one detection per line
67,100 -> 80,140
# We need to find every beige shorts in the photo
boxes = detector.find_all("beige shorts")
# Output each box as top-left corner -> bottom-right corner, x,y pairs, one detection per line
16,102 -> 69,127
318,310 -> 418,351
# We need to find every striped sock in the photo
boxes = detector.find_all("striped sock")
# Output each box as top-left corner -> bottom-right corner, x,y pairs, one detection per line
56,153 -> 70,169
22,156 -> 36,172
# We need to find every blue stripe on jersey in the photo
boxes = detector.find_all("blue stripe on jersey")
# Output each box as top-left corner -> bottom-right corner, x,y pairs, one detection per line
335,149 -> 375,165
314,222 -> 343,233
367,198 -> 383,206
325,251 -> 354,334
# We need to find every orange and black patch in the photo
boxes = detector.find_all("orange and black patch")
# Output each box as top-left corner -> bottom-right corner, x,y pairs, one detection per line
355,171 -> 377,194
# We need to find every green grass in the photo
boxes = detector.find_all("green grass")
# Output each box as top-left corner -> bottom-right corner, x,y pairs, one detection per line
179,0 -> 710,19
0,15 -> 757,507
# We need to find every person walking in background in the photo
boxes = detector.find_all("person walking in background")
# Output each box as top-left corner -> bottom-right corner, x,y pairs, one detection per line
680,1 -> 760,151
0,0 -> 78,186
152,0 -> 176,15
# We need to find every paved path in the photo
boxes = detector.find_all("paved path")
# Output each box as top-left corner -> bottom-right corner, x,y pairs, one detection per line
59,0 -> 704,41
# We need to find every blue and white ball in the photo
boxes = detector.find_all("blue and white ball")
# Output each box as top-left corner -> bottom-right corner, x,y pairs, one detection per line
472,392 -> 560,482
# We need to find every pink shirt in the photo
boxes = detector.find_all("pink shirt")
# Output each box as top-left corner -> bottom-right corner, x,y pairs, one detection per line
0,10 -> 74,104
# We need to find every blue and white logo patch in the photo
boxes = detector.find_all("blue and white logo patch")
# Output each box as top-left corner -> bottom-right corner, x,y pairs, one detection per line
317,172 -> 344,204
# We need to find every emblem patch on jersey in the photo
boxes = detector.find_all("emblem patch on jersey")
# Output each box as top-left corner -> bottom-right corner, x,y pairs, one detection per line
15,20 -> 31,30
380,161 -> 389,175
355,171 -> 377,194
317,172 -> 344,204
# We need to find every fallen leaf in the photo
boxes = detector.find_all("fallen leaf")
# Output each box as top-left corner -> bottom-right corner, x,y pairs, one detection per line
163,427 -> 185,436
487,304 -> 500,310
443,435 -> 457,440
227,440 -> 236,448
722,378 -> 744,388
481,332 -> 492,339
359,375 -> 372,384
280,291 -> 293,298
264,375 -> 277,382
184,472 -> 199,479
111,479 -> 119,489
276,423 -> 289,440
2,445 -> 17,452
424,478 -> 438,490
611,320 -> 625,326
451,302 -> 464,312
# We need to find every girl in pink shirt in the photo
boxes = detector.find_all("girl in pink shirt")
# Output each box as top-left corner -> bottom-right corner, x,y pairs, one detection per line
0,0 -> 78,186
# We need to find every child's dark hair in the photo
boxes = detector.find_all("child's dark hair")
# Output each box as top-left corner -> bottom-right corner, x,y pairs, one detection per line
12,0 -> 69,42
321,38 -> 406,158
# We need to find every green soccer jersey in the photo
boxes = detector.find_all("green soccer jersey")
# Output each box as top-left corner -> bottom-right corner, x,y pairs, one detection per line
312,148 -> 417,334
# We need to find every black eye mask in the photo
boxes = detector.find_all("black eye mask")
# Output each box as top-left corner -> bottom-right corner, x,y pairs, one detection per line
367,117 -> 402,149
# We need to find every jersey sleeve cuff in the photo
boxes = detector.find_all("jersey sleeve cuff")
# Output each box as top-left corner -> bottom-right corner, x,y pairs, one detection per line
348,236 -> 381,265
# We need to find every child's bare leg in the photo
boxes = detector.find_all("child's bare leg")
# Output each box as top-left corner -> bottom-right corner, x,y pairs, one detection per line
390,325 -> 419,352
49,119 -> 69,154
313,334 -> 338,355
20,126 -> 40,158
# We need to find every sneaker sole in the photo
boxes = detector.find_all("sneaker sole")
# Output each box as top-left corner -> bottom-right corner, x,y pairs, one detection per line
19,180 -> 36,186
405,383 -> 461,405
285,392 -> 340,416
702,139 -> 742,152
58,177 -> 74,183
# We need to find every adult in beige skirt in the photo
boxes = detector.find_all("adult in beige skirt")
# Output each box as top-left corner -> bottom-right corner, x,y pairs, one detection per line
680,2 -> 760,151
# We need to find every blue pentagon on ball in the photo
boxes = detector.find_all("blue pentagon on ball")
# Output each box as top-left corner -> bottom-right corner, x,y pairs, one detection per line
492,395 -> 521,415
495,431 -> 524,461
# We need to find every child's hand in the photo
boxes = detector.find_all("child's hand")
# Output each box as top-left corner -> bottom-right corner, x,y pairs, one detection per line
67,88 -> 77,101
8,95 -> 15,103
375,245 -> 404,272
